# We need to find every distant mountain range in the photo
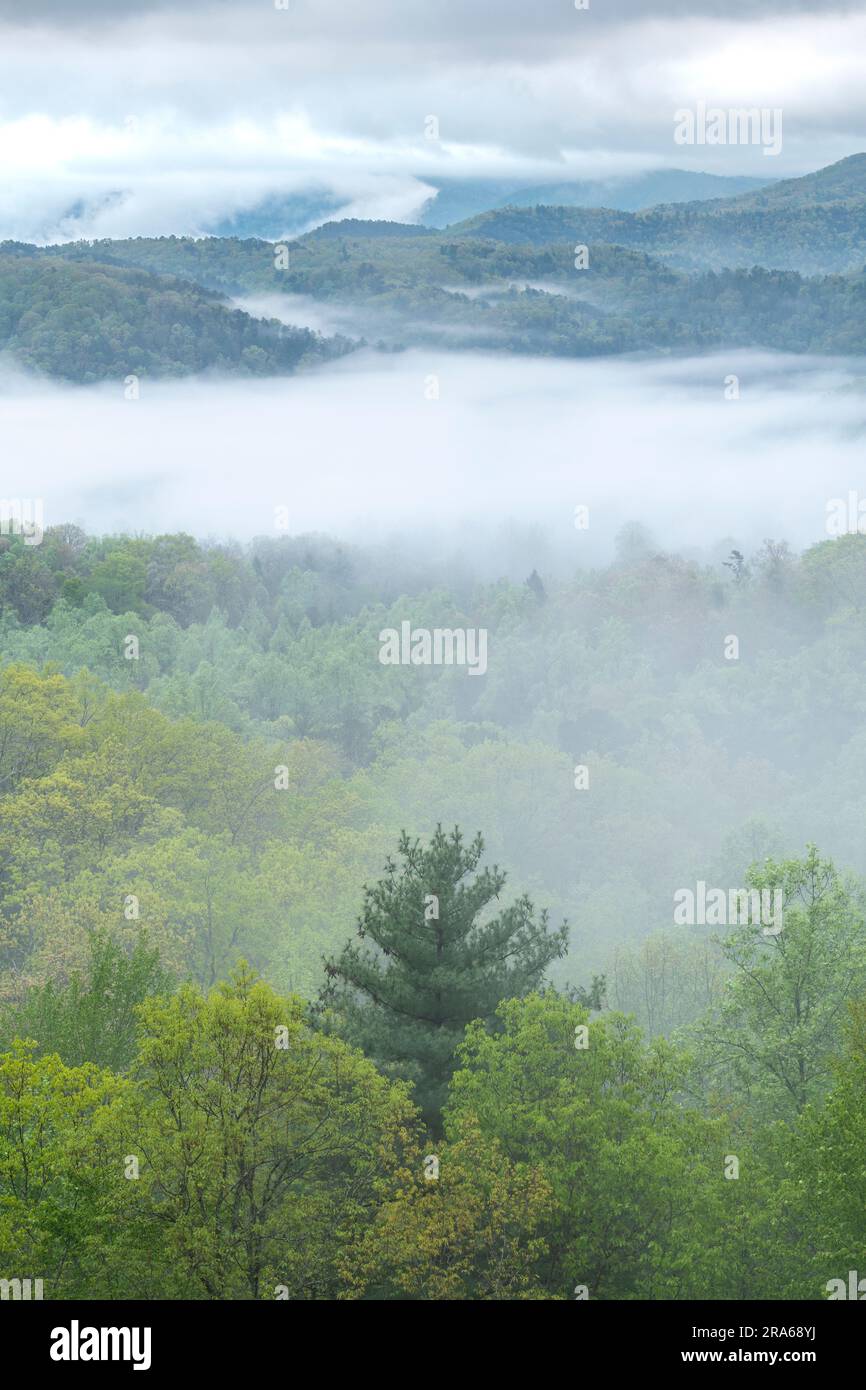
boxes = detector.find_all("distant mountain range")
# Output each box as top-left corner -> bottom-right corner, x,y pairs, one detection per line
416,169 -> 776,227
5,154 -> 866,379
448,153 -> 866,273
185,169 -> 777,240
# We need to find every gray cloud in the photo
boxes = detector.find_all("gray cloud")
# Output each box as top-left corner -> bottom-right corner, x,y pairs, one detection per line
2,0 -> 861,32
2,1 -> 866,242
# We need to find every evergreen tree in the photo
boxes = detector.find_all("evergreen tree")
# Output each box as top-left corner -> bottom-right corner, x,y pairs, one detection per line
318,825 -> 568,1126
525,569 -> 546,602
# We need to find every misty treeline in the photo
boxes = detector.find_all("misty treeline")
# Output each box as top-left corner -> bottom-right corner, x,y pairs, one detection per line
2,523 -> 866,1296
4,521 -> 866,994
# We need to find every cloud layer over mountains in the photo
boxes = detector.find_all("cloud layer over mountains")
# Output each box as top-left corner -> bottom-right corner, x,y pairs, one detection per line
2,0 -> 866,242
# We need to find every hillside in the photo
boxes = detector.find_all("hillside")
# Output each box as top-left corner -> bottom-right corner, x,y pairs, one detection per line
12,227 -> 866,369
702,151 -> 866,211
451,154 -> 866,272
0,254 -> 352,382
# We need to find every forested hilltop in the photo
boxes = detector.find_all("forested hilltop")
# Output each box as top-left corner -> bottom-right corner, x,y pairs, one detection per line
4,154 -> 866,380
0,255 -> 352,383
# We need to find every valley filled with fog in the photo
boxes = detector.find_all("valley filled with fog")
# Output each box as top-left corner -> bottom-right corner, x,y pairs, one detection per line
4,347 -> 865,568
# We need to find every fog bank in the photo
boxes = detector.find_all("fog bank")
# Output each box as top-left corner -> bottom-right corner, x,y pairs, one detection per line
3,348 -> 865,572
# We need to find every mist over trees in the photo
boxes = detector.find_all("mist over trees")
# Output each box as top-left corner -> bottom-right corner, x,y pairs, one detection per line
2,515 -> 866,1298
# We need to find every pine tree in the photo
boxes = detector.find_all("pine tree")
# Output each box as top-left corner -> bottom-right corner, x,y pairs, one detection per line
526,568 -> 546,602
318,825 -> 569,1127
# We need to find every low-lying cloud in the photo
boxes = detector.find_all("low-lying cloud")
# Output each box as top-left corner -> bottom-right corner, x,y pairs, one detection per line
2,349 -> 865,573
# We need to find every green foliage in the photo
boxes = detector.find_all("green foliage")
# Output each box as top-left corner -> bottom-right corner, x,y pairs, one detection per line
0,1042 -> 128,1292
689,847 -> 866,1120
346,1117 -> 555,1300
0,253 -> 351,382
784,998 -> 866,1296
446,992 -> 738,1298
100,966 -> 419,1300
0,972 -> 420,1300
0,930 -> 171,1070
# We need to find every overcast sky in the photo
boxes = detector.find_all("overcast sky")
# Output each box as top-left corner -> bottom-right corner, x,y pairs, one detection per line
1,0 -> 866,240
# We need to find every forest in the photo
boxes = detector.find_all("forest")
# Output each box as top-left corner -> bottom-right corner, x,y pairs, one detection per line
4,154 -> 866,380
2,520 -> 866,1298
0,255 -> 352,382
